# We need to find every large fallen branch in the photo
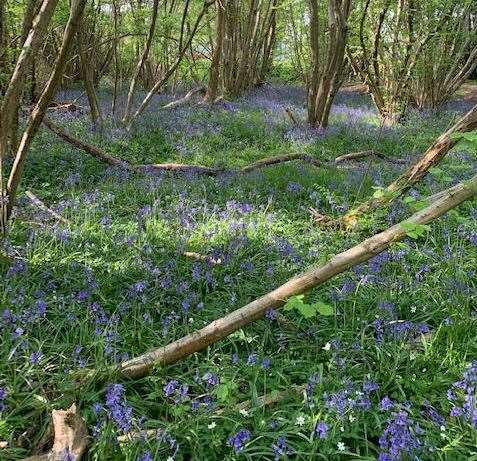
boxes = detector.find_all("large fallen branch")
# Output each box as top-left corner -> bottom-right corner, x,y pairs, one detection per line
162,87 -> 207,109
93,174 -> 476,379
341,104 -> 477,226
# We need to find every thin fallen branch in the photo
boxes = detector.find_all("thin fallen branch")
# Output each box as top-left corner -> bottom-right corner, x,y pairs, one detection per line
162,87 -> 207,109
334,149 -> 406,165
43,119 -> 324,176
25,190 -> 70,224
284,108 -> 300,126
22,404 -> 88,461
82,174 -> 475,379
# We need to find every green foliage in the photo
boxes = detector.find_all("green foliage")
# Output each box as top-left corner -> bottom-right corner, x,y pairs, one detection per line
284,295 -> 334,318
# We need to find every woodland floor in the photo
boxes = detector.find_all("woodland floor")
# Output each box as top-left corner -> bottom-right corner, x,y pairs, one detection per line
1,84 -> 476,460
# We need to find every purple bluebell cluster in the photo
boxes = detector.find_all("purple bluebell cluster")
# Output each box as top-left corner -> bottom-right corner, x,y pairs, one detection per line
324,379 -> 379,416
0,387 -> 6,412
448,361 -> 477,427
378,410 -> 423,461
92,383 -> 134,434
271,436 -> 294,460
227,428 -> 252,453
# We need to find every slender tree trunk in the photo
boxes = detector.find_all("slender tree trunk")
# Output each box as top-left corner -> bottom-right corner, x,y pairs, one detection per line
122,0 -> 160,124
78,24 -> 103,129
342,104 -> 477,226
128,1 -> 212,126
0,0 -> 59,235
113,174 -> 477,378
4,0 -> 87,226
203,0 -> 225,103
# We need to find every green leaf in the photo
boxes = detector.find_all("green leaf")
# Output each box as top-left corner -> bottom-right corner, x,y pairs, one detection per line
297,303 -> 318,319
400,222 -> 430,239
313,301 -> 334,316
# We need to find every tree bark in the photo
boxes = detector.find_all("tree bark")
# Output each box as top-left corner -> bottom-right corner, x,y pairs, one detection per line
4,0 -> 87,226
112,174 -> 476,378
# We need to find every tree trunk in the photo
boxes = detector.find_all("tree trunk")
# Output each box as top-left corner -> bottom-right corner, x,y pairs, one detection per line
112,173 -> 477,378
3,0 -> 87,227
203,0 -> 225,103
121,0 -> 159,124
78,24 -> 103,129
0,0 -> 59,235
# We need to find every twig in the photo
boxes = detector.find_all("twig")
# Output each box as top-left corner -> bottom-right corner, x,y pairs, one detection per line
162,87 -> 207,109
25,191 -> 70,224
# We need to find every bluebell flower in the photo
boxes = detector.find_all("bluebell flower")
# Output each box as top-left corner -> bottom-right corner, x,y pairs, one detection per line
314,421 -> 328,439
271,436 -> 293,459
227,429 -> 251,453
30,351 -> 43,365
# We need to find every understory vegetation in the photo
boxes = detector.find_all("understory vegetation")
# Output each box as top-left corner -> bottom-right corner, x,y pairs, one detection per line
1,85 -> 476,460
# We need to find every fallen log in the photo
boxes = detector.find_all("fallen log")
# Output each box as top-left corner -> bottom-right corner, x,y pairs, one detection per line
101,174 -> 475,379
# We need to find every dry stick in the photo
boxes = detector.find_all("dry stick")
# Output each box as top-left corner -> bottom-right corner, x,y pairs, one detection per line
25,190 -> 70,224
118,384 -> 305,443
334,150 -> 407,165
106,174 -> 476,379
182,251 -> 222,265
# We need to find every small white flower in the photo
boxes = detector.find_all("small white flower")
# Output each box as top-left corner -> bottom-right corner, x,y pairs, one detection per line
323,342 -> 331,351
340,426 -> 344,432
440,425 -> 446,432
295,415 -> 306,426
348,414 -> 355,422
239,408 -> 249,417
189,317 -> 194,323
208,422 -> 216,429
337,441 -> 346,451
167,457 -> 174,461
410,306 -> 417,313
